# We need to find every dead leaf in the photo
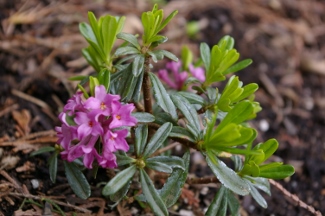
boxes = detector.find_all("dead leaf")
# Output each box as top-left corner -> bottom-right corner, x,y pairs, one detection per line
0,155 -> 20,170
12,109 -> 31,135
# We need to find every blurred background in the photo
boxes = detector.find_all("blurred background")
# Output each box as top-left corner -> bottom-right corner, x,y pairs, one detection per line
0,0 -> 324,215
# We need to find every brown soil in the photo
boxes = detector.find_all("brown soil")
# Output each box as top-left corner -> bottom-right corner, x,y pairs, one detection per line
0,0 -> 324,215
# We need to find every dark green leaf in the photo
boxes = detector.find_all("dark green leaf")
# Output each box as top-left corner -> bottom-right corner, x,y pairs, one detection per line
177,91 -> 205,105
98,68 -> 111,91
132,55 -> 145,77
30,146 -> 55,157
116,153 -> 136,167
139,169 -> 168,216
244,176 -> 271,196
226,189 -> 240,216
160,150 -> 190,207
147,156 -> 185,170
150,72 -> 177,120
171,94 -> 200,133
245,179 -> 268,208
159,50 -> 178,62
132,112 -> 155,123
206,152 -> 250,196
206,185 -> 227,216
117,32 -> 140,50
49,152 -> 58,183
115,46 -> 141,56
102,165 -> 137,196
145,160 -> 173,173
109,179 -> 131,202
169,126 -> 196,143
135,124 -> 148,157
143,122 -> 172,157
64,161 -> 90,199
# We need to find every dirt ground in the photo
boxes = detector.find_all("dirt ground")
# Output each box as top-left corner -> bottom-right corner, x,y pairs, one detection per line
0,0 -> 324,215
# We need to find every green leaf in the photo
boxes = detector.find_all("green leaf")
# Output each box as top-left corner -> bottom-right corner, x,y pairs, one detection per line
143,122 -> 172,157
149,72 -> 178,120
235,83 -> 258,102
109,179 -> 131,203
64,161 -> 90,199
227,189 -> 240,216
102,165 -> 137,196
87,12 -> 102,46
132,55 -> 145,77
206,185 -> 227,216
98,68 -> 111,91
116,153 -> 136,166
217,101 -> 254,131
177,91 -> 205,105
117,32 -> 140,50
244,176 -> 271,196
132,112 -> 155,123
171,94 -> 200,134
160,150 -> 190,207
206,152 -> 250,196
224,59 -> 253,75
218,35 -> 235,51
145,160 -> 173,173
156,10 -> 178,34
139,169 -> 168,216
30,146 -> 55,157
115,46 -> 141,56
253,139 -> 279,162
240,161 -> 260,177
159,50 -> 178,62
169,126 -> 196,143
49,152 -> 58,183
200,42 -> 210,72
259,164 -> 295,179
135,124 -> 148,157
147,156 -> 185,170
245,179 -> 268,208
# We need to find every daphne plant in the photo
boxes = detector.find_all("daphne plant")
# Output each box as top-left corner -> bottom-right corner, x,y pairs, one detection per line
32,4 -> 295,215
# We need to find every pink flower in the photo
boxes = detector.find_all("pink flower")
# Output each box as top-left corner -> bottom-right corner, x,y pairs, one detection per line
56,85 -> 138,169
158,61 -> 205,90
189,64 -> 205,82
109,102 -> 137,129
84,85 -> 120,116
103,129 -> 129,152
158,61 -> 188,90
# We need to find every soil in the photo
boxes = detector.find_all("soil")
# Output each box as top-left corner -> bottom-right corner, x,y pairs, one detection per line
0,0 -> 324,215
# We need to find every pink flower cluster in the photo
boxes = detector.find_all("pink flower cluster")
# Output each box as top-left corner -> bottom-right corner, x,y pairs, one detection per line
158,61 -> 205,90
56,85 -> 137,169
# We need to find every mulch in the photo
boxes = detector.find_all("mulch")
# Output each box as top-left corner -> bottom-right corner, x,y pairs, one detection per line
0,0 -> 324,215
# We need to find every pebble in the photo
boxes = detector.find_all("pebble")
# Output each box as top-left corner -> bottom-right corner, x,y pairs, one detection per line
31,179 -> 39,189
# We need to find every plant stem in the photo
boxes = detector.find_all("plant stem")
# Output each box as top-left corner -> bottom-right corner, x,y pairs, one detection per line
186,176 -> 219,184
142,55 -> 153,114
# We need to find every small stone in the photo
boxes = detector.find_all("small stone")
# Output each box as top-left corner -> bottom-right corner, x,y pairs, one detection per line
200,187 -> 209,195
259,119 -> 269,132
30,179 -> 39,189
179,209 -> 194,216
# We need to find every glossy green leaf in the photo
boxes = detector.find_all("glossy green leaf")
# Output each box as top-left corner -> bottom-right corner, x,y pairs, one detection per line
132,112 -> 155,123
259,164 -> 295,179
217,101 -> 254,131
235,83 -> 258,102
64,161 -> 90,199
115,46 -> 141,56
135,124 -> 148,157
253,139 -> 279,162
169,126 -> 196,143
171,94 -> 200,133
206,185 -> 227,216
244,176 -> 271,196
116,153 -> 136,166
226,189 -> 240,216
82,47 -> 101,73
245,179 -> 268,208
145,160 -> 173,173
30,146 -> 55,156
117,32 -> 140,50
200,42 -> 210,72
147,156 -> 185,170
109,179 -> 131,203
160,150 -> 190,207
177,91 -> 205,105
102,165 -> 137,196
154,112 -> 178,126
206,152 -> 250,196
98,68 -> 111,91
87,12 -> 102,46
224,59 -> 253,75
139,169 -> 168,216
131,70 -> 144,102
49,152 -> 58,183
143,122 -> 172,157
240,161 -> 260,177
150,72 -> 177,120
160,50 -> 178,62
132,54 -> 145,77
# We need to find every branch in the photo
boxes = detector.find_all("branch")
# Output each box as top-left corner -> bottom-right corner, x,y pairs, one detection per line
142,55 -> 153,114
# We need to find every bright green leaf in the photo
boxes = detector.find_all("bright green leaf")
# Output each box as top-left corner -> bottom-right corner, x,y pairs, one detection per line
117,32 -> 140,50
259,164 -> 295,179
